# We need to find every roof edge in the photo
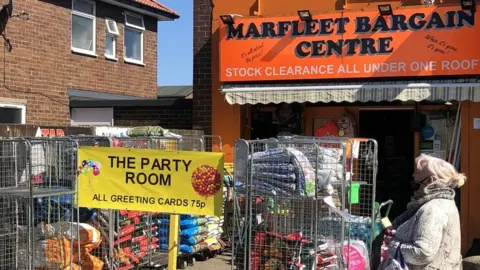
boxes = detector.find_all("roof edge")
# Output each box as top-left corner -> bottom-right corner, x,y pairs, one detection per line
70,98 -> 192,108
100,0 -> 180,20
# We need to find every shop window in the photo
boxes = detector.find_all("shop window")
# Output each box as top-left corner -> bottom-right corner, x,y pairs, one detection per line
124,12 -> 144,65
418,110 -> 457,160
71,0 -> 96,56
0,103 -> 26,124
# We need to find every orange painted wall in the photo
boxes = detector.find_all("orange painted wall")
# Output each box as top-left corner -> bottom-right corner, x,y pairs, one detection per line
460,101 -> 480,253
211,1 -> 259,162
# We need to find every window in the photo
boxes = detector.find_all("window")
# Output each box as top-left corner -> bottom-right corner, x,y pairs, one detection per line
124,12 -> 144,64
71,108 -> 114,126
105,19 -> 119,59
0,103 -> 26,124
71,0 -> 95,55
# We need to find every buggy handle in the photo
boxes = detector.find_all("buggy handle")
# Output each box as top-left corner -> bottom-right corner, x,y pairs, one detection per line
375,200 -> 393,220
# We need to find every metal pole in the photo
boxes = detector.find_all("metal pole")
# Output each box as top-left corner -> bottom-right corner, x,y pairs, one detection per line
167,214 -> 180,270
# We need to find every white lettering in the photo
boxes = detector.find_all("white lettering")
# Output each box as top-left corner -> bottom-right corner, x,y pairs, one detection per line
410,61 -> 437,72
442,60 -> 479,71
337,64 -> 359,74
225,67 -> 263,77
225,60 -> 479,79
364,62 -> 407,73
265,65 -> 335,76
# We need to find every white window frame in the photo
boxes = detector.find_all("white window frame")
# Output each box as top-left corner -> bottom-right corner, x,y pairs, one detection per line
124,11 -> 145,65
105,18 -> 119,35
104,18 -> 118,60
0,103 -> 26,124
71,0 -> 96,56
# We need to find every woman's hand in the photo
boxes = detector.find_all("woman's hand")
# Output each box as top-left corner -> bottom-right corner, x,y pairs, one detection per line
383,228 -> 396,245
381,228 -> 397,260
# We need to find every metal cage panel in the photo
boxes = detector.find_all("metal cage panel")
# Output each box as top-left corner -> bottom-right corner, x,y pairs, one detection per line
232,137 -> 378,270
0,138 -> 80,270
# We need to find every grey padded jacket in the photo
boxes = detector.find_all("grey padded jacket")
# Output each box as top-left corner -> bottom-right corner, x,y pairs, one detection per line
390,198 -> 462,270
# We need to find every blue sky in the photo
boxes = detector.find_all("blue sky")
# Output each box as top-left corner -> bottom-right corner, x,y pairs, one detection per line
157,0 -> 193,86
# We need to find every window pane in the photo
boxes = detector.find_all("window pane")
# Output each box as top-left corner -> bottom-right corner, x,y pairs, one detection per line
73,0 -> 93,14
126,14 -> 143,27
125,28 -> 141,61
107,20 -> 117,34
105,35 -> 114,56
72,14 -> 94,51
0,108 -> 22,124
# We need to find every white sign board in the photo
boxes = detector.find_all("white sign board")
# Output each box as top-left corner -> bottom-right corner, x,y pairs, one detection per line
95,126 -> 130,137
474,118 -> 480,130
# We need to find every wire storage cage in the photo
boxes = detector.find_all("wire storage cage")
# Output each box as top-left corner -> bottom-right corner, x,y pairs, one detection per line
67,133 -> 225,269
291,136 -> 379,267
142,134 -> 225,266
346,139 -> 378,252
0,137 -> 81,270
68,136 -> 114,269
232,138 -> 345,270
232,137 -> 378,270
110,136 -> 181,269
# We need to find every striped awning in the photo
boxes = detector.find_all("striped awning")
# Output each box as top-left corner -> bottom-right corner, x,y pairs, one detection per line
221,79 -> 480,105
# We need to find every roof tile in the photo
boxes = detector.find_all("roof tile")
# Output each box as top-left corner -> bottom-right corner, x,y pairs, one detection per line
132,0 -> 179,17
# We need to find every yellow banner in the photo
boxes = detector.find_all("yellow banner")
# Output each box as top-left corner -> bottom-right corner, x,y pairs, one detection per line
78,147 -> 225,216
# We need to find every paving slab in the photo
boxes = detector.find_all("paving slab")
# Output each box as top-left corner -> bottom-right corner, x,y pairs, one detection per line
188,254 -> 232,270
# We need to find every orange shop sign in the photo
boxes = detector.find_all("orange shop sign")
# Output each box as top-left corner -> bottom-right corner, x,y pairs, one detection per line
219,6 -> 480,82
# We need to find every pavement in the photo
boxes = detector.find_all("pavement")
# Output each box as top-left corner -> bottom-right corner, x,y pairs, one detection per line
189,253 -> 232,270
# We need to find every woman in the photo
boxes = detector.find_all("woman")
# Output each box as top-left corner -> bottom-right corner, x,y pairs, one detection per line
385,154 -> 465,270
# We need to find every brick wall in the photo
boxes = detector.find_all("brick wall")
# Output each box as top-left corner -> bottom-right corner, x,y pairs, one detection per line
193,0 -> 213,134
114,102 -> 193,129
0,0 -> 158,125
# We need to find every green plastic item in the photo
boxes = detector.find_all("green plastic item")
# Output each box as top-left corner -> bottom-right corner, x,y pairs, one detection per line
127,126 -> 166,137
349,182 -> 360,204
373,200 -> 393,238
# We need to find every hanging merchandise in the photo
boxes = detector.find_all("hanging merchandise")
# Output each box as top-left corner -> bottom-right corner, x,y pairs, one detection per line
343,240 -> 370,270
315,121 -> 339,137
273,103 -> 303,135
336,111 -> 357,138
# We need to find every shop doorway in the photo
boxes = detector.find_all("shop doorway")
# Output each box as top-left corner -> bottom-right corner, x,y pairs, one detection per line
250,103 -> 303,139
359,109 -> 415,219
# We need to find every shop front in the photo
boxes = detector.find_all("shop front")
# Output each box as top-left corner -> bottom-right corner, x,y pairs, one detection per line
212,4 -> 480,253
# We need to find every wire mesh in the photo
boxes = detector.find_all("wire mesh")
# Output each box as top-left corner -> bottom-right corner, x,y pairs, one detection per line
179,136 -> 204,151
292,136 -> 379,266
68,135 -> 112,148
0,138 -> 80,270
111,137 -> 180,269
232,137 -> 377,270
68,136 -> 114,269
174,135 -> 227,263
347,139 -> 378,252
202,135 -> 223,152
